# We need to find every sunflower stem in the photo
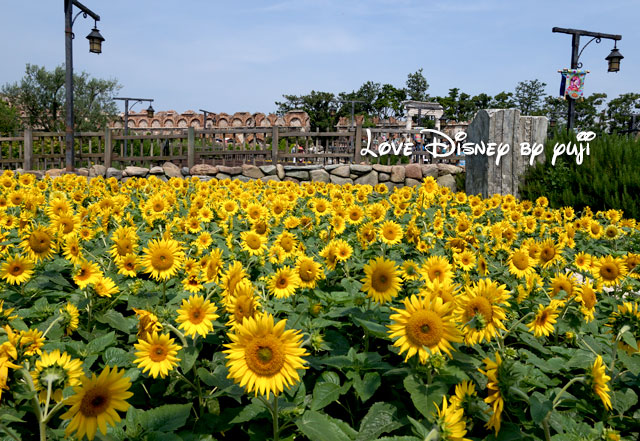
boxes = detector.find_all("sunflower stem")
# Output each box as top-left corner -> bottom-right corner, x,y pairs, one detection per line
19,368 -> 46,441
552,376 -> 584,408
162,279 -> 167,305
42,379 -> 53,421
42,401 -> 66,424
503,312 -> 534,339
41,316 -> 63,339
272,396 -> 280,441
541,417 -> 552,441
165,323 -> 188,348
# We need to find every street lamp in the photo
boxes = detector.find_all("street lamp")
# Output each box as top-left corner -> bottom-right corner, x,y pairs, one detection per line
606,44 -> 624,72
552,27 -> 622,133
113,97 -> 154,157
64,0 -> 104,171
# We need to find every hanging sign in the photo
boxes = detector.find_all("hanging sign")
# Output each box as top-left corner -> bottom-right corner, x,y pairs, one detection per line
559,69 -> 588,99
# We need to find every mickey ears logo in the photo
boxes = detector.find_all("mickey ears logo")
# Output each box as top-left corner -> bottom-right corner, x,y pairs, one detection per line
361,128 -> 597,166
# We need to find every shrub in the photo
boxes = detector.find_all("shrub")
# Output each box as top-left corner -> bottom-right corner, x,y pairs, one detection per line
521,133 -> 640,219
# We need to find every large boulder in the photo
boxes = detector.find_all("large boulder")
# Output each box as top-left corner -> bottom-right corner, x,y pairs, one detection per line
276,164 -> 285,180
217,165 -> 242,175
123,166 -> 148,177
372,164 -> 392,173
89,164 -> 106,177
310,169 -> 330,183
149,166 -> 164,175
242,164 -> 264,179
405,178 -> 422,187
331,165 -> 351,178
330,175 -> 353,185
379,172 -> 390,182
106,167 -> 123,179
260,175 -> 281,183
260,165 -> 277,175
421,164 -> 439,178
162,162 -> 182,178
437,163 -> 464,176
75,167 -> 89,177
190,164 -> 219,176
405,163 -> 422,180
286,170 -> 310,181
350,164 -> 372,175
437,174 -> 457,192
354,171 -> 378,186
390,166 -> 405,183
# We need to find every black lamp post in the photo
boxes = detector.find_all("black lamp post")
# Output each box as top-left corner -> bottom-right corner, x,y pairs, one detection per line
552,27 -> 622,134
64,0 -> 104,171
113,97 -> 154,157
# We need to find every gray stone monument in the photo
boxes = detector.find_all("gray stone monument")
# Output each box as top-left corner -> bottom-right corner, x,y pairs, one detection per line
465,109 -> 547,198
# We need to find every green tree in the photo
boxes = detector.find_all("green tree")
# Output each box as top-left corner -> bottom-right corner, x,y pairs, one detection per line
0,99 -> 22,136
2,64 -> 121,132
491,91 -> 516,109
514,79 -> 547,115
276,91 -> 338,132
373,84 -> 407,119
405,68 -> 429,101
606,92 -> 640,134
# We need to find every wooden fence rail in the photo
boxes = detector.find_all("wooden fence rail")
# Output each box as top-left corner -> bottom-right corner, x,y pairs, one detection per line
0,125 -> 463,172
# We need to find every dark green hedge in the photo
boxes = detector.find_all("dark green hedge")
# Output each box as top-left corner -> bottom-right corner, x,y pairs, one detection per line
520,132 -> 640,219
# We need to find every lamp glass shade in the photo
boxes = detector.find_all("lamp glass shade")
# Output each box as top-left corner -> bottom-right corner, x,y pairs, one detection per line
605,48 -> 623,72
146,105 -> 155,118
86,28 -> 105,54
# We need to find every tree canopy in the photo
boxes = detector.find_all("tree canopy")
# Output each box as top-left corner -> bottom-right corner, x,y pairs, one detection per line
1,64 -> 122,132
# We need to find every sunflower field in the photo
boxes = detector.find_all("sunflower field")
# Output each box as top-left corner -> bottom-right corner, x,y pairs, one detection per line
0,170 -> 639,441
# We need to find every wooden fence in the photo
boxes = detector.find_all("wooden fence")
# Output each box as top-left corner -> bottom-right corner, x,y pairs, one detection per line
0,126 -> 463,171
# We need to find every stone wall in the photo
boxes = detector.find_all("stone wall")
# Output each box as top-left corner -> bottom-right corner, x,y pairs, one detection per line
22,162 -> 464,192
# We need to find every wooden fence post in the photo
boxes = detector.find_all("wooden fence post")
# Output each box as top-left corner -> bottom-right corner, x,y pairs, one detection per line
104,128 -> 112,169
187,127 -> 195,169
271,126 -> 279,164
354,123 -> 363,164
23,128 -> 33,170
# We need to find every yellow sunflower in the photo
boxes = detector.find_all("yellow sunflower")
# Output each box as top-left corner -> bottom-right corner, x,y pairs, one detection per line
379,220 -> 404,245
61,366 -> 133,441
507,248 -> 534,279
176,294 -> 219,338
435,396 -> 470,441
61,303 -> 80,336
73,260 -> 102,289
268,266 -> 300,299
32,350 -> 84,403
575,281 -> 598,322
133,331 -> 182,379
590,355 -> 612,411
240,230 -> 267,256
388,294 -> 462,364
225,279 -> 262,328
93,276 -> 119,298
593,255 -> 627,287
527,300 -> 563,338
295,256 -> 324,289
455,278 -> 510,345
20,225 -> 57,262
0,254 -> 34,285
133,308 -> 163,339
479,352 -> 504,435
361,256 -> 402,304
420,255 -> 454,285
141,238 -> 185,281
223,313 -> 308,398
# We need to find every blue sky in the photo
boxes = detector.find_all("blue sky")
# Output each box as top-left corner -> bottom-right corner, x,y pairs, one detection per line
1,0 -> 638,115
